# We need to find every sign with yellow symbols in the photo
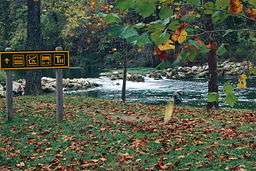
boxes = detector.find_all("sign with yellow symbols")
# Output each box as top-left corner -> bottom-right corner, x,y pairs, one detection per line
0,51 -> 69,70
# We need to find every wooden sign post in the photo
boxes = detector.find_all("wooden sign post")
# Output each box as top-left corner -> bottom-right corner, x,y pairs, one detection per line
0,48 -> 70,121
55,47 -> 64,121
5,48 -> 14,120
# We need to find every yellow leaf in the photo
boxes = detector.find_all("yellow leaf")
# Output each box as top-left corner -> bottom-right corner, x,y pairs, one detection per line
158,39 -> 175,51
164,98 -> 175,123
240,74 -> 248,80
178,29 -> 187,44
237,74 -> 248,89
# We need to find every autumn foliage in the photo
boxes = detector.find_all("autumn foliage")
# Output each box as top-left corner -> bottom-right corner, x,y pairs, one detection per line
171,23 -> 189,44
154,47 -> 169,61
245,7 -> 256,21
229,0 -> 243,14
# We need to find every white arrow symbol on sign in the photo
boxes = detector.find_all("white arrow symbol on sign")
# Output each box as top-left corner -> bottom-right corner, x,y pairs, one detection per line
4,58 -> 10,64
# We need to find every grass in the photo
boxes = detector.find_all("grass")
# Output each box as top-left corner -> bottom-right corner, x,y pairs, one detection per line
0,96 -> 256,170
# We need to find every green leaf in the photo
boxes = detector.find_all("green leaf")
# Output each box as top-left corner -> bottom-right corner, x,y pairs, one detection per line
217,44 -> 227,56
208,92 -> 219,103
150,31 -> 169,45
223,82 -> 237,107
188,39 -> 198,47
212,11 -> 229,24
133,33 -> 151,47
225,94 -> 237,107
189,48 -> 198,62
179,47 -> 198,62
198,44 -> 210,54
121,26 -> 138,39
126,35 -> 138,44
116,0 -> 135,10
248,0 -> 256,7
147,21 -> 166,32
179,50 -> 190,61
159,6 -> 173,19
168,21 -> 180,31
134,23 -> 146,29
101,13 -> 121,24
188,39 -> 210,55
224,83 -> 235,94
135,0 -> 157,17
215,0 -> 229,10
107,24 -> 124,37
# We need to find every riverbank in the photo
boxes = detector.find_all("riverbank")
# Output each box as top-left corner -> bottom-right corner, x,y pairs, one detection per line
104,60 -> 252,81
0,96 -> 255,170
0,77 -> 100,97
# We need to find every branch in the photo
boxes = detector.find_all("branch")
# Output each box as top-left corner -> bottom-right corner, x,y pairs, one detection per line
188,28 -> 256,37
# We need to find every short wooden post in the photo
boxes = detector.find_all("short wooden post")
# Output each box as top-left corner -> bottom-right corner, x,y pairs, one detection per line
5,47 -> 14,120
55,46 -> 64,121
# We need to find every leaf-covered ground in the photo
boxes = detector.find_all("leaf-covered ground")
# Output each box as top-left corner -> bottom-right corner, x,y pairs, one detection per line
0,96 -> 256,170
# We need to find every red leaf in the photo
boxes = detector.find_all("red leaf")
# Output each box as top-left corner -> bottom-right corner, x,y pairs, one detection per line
131,139 -> 147,148
155,48 -> 169,61
118,154 -> 134,163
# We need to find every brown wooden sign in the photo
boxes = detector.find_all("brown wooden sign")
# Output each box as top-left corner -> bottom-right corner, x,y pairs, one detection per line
0,51 -> 69,70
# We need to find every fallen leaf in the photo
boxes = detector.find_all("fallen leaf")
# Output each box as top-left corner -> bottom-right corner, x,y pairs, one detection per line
164,99 -> 175,123
131,138 -> 147,148
118,153 -> 134,163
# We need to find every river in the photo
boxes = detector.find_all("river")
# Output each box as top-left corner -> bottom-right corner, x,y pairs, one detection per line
66,76 -> 256,109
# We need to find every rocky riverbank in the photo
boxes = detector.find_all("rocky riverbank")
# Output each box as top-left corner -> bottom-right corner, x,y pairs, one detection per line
107,61 -> 252,81
0,61 -> 253,97
0,77 -> 100,98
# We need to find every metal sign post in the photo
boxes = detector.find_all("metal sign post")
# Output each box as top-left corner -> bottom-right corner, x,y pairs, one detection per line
55,47 -> 64,121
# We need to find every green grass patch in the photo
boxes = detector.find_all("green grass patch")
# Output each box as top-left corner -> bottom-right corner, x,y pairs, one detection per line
0,96 -> 255,170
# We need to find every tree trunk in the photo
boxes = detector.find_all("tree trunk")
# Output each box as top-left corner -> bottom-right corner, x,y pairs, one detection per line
204,14 -> 219,109
121,55 -> 127,102
151,55 -> 160,67
0,0 -> 11,47
144,44 -> 160,67
24,0 -> 42,95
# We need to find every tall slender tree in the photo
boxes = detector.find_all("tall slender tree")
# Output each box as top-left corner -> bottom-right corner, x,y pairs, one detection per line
0,0 -> 12,47
204,1 -> 219,109
24,0 -> 43,95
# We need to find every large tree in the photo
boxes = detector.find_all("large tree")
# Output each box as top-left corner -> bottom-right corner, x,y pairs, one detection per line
24,0 -> 43,95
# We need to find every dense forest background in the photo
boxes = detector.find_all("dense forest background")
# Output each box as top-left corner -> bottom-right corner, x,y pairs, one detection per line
0,0 -> 156,78
0,0 -> 255,79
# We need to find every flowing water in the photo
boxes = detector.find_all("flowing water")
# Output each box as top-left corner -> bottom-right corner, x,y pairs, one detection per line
66,76 -> 256,109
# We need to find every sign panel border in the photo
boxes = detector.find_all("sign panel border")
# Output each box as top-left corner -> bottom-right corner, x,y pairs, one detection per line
0,51 -> 70,70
